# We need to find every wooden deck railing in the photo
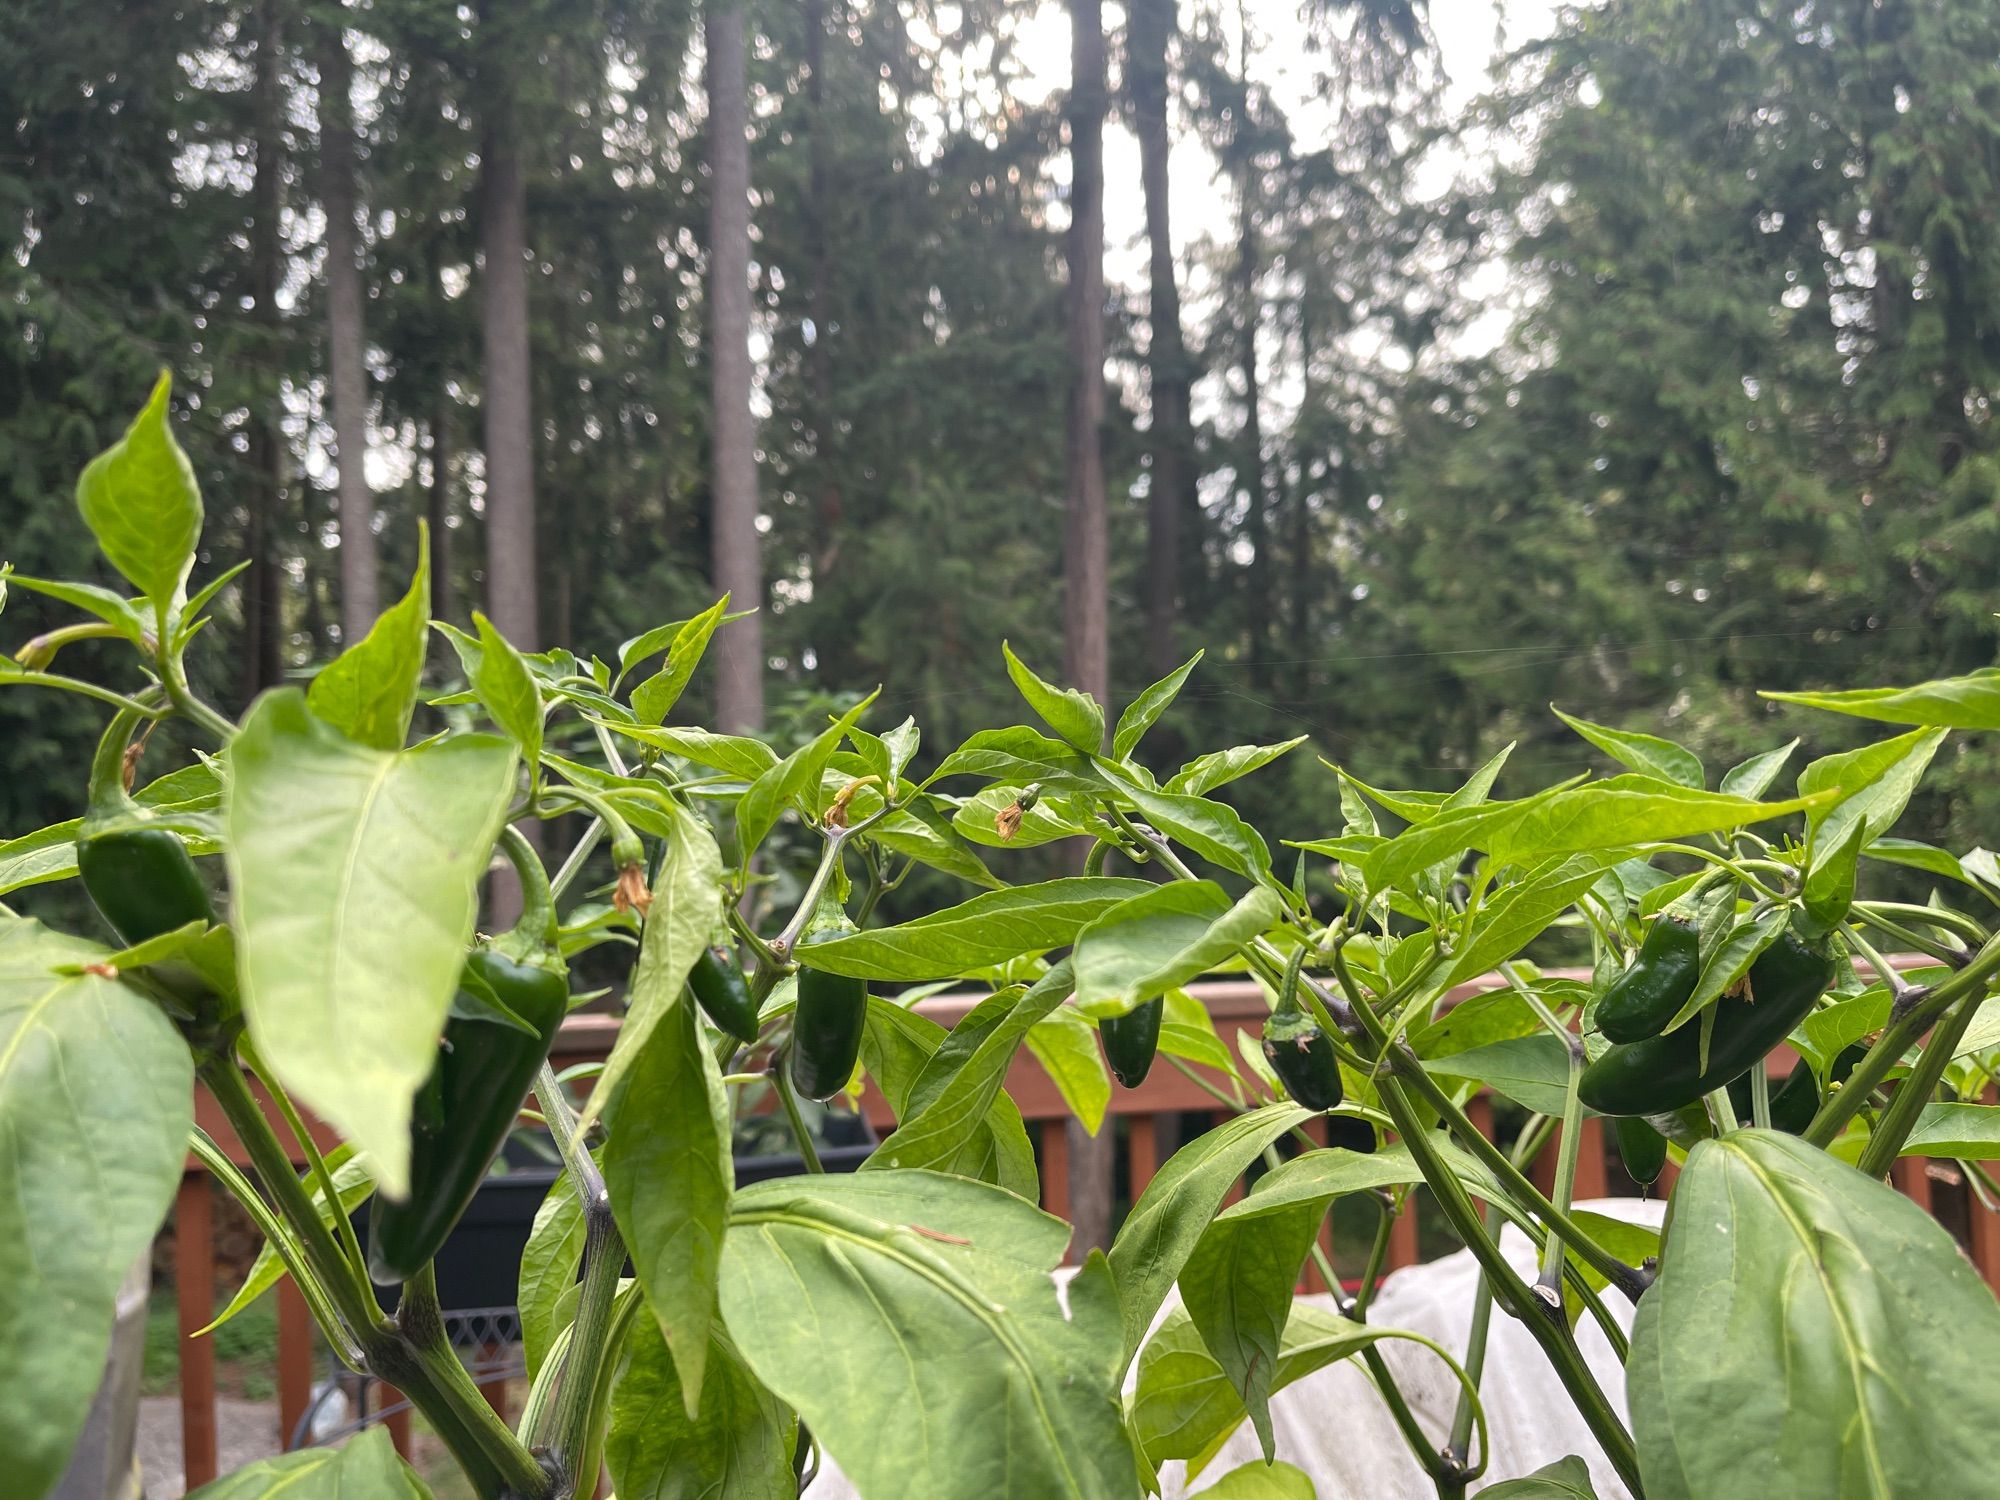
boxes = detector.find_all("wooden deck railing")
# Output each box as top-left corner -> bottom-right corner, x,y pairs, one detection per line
168,968 -> 2000,1487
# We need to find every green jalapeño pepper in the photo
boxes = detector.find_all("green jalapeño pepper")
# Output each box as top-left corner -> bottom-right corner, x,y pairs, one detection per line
791,903 -> 868,1101
369,827 -> 568,1286
1261,946 -> 1343,1111
1595,913 -> 1700,1044
690,938 -> 760,1045
76,705 -> 215,947
1614,1116 -> 1669,1191
1580,925 -> 1836,1118
1102,997 -> 1163,1089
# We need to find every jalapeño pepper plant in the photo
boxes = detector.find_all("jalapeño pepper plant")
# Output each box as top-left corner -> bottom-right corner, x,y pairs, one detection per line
7,380 -> 2000,1498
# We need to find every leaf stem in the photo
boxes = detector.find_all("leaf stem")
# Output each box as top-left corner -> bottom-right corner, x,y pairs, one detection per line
774,1050 -> 827,1173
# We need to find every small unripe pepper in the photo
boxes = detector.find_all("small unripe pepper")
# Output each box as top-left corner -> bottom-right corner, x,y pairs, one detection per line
1614,1116 -> 1669,1191
369,827 -> 569,1285
689,939 -> 760,1044
790,901 -> 869,1100
1594,913 -> 1700,1044
1261,944 -> 1343,1111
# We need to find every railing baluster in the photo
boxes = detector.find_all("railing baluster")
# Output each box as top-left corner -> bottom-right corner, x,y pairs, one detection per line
175,1173 -> 219,1489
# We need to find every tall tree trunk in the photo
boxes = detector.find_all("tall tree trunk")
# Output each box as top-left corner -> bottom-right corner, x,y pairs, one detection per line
1235,174 -> 1274,682
707,0 -> 764,732
478,26 -> 538,649
1065,0 -> 1114,1257
242,0 -> 287,704
427,412 -> 453,626
805,0 -> 842,585
1130,0 -> 1192,679
1288,304 -> 1316,656
319,12 -> 377,641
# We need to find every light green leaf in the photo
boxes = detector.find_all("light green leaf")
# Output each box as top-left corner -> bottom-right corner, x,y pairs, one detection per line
951,784 -> 1094,848
1002,640 -> 1106,752
584,799 -> 721,1128
1168,736 -> 1308,797
1440,852 -> 1625,988
1158,986 -> 1239,1077
1073,882 -> 1282,1018
1113,651 -> 1201,760
632,596 -> 734,724
792,877 -> 1149,981
1861,837 -> 1975,888
1897,1103 -> 2000,1158
721,1170 -> 1137,1500
1026,1011 -> 1111,1135
198,1145 -> 374,1337
927,725 -> 1104,794
1197,1460 -> 1317,1499
226,691 -> 517,1199
1442,741 -> 1518,811
1102,767 -> 1274,882
603,958 -> 733,1416
187,1426 -> 434,1497
1798,728 -> 1946,854
1553,707 -> 1704,788
1762,669 -> 2000,729
307,544 -> 429,751
0,917 -> 193,1499
75,371 -> 202,619
0,572 -> 152,647
734,694 -> 875,858
1801,821 -> 1867,939
1719,741 -> 1798,800
1628,1129 -> 2000,1500
519,1169 -> 585,1382
606,1321 -> 797,1500
1489,778 -> 1830,867
865,962 -> 1073,1174
469,611 -> 545,777
1107,1105 -> 1313,1358
1479,1455 -> 1601,1498
599,721 -> 779,783
868,804 -> 1002,889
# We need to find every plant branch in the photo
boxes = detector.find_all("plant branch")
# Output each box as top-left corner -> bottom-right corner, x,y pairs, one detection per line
774,1050 -> 827,1173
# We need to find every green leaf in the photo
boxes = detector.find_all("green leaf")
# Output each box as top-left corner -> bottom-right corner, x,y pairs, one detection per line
519,1169 -> 585,1382
0,572 -> 152,647
0,760 -> 224,897
951,784 -> 1093,848
1198,1460 -> 1317,1499
734,693 -> 876,858
1762,669 -> 2000,729
867,804 -> 1002,889
1410,988 -> 1540,1059
1073,882 -> 1282,1018
721,1170 -> 1137,1500
1427,1035 -> 1579,1116
1801,821 -> 1867,939
928,725 -> 1104,794
599,721 -> 779,783
1553,707 -> 1704,788
607,1321 -> 797,1500
1479,1455 -> 1601,1497
306,544 -> 430,751
1441,740 -> 1518,811
865,962 -> 1073,1174
1131,1302 -> 1407,1473
1861,837 -> 1975,888
74,371 -> 202,620
1489,778 -> 1830,868
0,916 -> 193,1498
1440,852 -> 1625,988
584,799 -> 721,1128
468,611 -> 545,778
1628,1129 -> 2000,1500
1168,736 -> 1308,797
226,690 -> 517,1199
1102,768 -> 1274,882
1026,1011 -> 1111,1135
857,1000 -> 1038,1195
187,1426 -> 433,1497
1113,651 -> 1202,759
1798,727 -> 1946,854
603,954 -> 733,1416
1158,986 -> 1240,1077
1659,905 -> 1791,1034
792,877 -> 1149,981
1002,640 -> 1106,752
632,596 -> 735,724
1896,1103 -> 2000,1158
197,1145 -> 374,1337
1718,741 -> 1798,800
1107,1105 -> 1313,1358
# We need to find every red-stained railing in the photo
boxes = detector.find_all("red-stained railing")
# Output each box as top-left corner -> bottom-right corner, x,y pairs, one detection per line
167,967 -> 1996,1488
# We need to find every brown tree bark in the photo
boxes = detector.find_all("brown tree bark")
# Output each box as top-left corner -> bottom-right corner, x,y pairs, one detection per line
427,413 -> 452,627
805,0 -> 841,577
318,12 -> 377,642
1065,0 -> 1115,1256
1235,169 -> 1275,680
241,0 -> 287,704
1130,0 -> 1193,679
707,0 -> 764,732
478,21 -> 538,649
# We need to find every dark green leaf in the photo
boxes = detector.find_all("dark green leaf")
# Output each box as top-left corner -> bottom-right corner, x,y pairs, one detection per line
1072,881 -> 1282,1017
607,1322 -> 796,1500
